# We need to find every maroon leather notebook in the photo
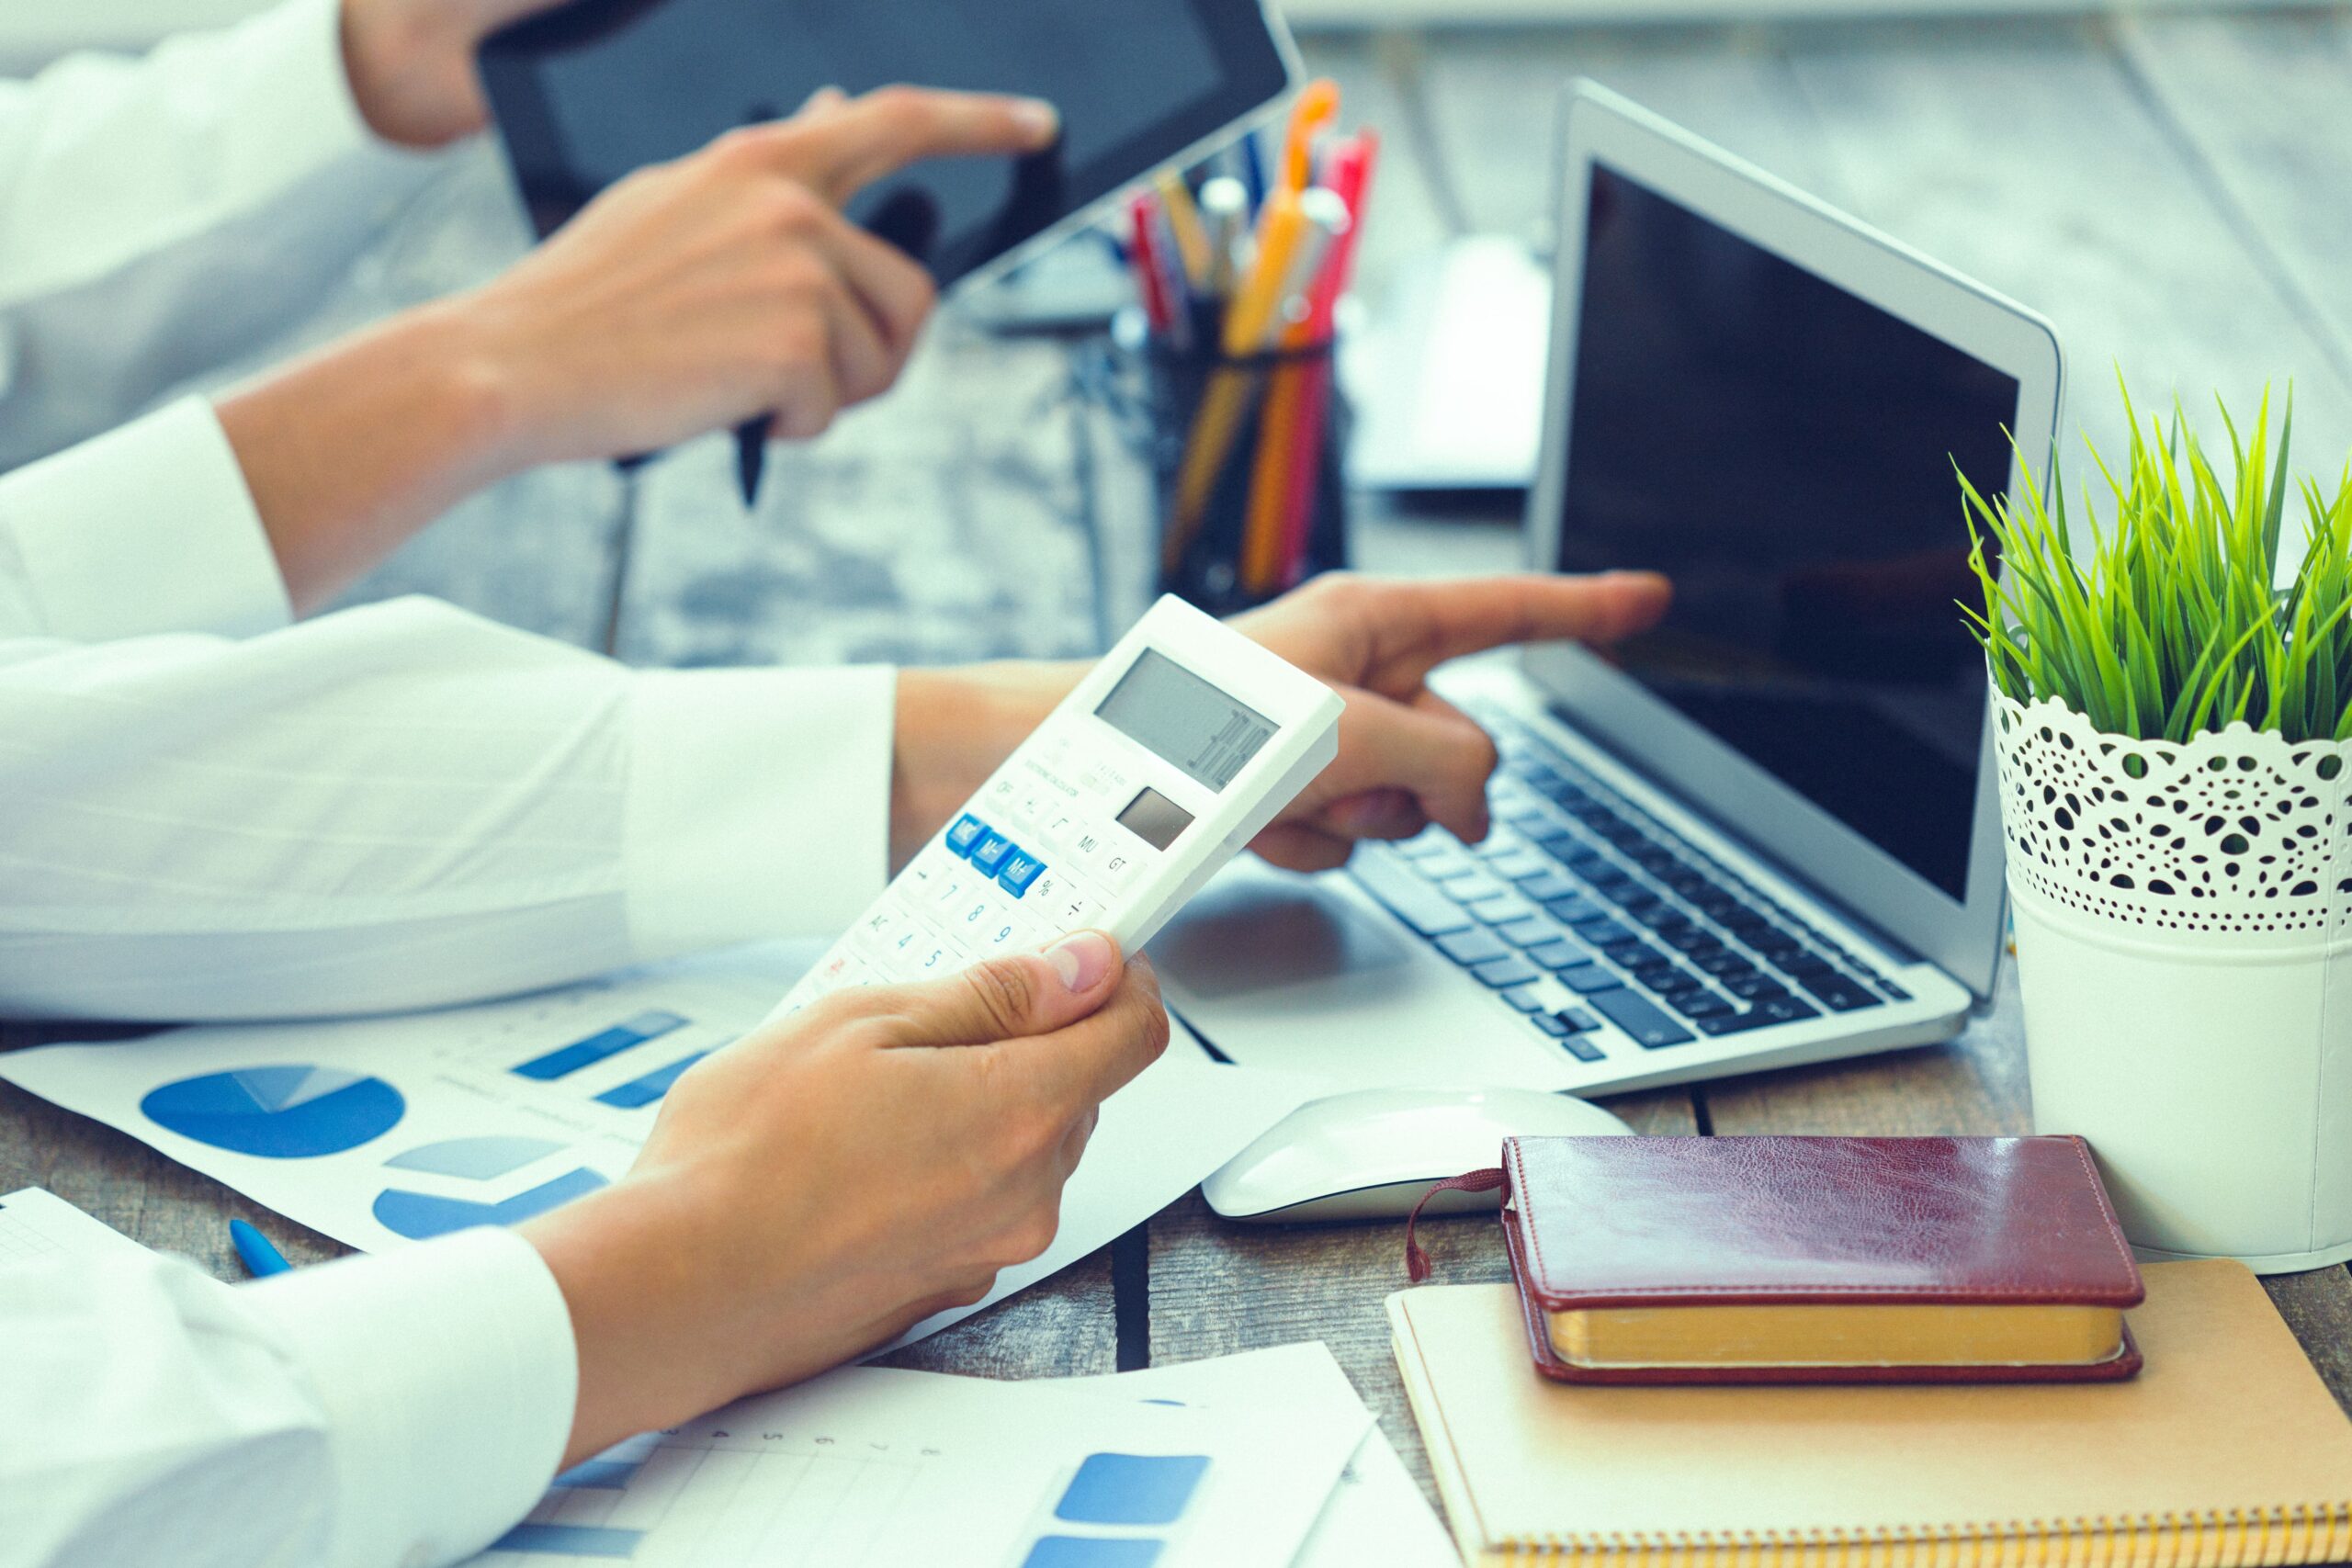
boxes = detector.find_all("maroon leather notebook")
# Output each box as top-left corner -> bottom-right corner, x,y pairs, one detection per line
1497,1134 -> 2145,1385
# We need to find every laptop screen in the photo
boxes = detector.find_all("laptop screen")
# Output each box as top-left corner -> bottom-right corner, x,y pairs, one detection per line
1551,163 -> 2019,900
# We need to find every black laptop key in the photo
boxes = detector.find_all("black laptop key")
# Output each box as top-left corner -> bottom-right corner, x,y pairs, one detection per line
1482,850 -> 1553,883
1555,964 -> 1623,995
1410,851 -> 1476,883
1517,871 -> 1579,902
1348,850 -> 1476,938
1471,956 -> 1541,989
1693,950 -> 1757,977
1494,800 -> 1554,832
1568,916 -> 1634,947
1466,893 -> 1542,926
1664,928 -> 1722,954
1677,992 -> 1736,1019
1499,983 -> 1546,1013
1695,1010 -> 1773,1036
1590,989 -> 1695,1048
1747,993 -> 1823,1025
1557,1008 -> 1599,1032
1541,895 -> 1601,926
1524,940 -> 1588,971
1436,928 -> 1510,965
1724,973 -> 1790,1000
1531,1011 -> 1569,1036
1554,1028 -> 1606,1064
1496,916 -> 1566,949
1436,871 -> 1509,904
1804,977 -> 1883,1012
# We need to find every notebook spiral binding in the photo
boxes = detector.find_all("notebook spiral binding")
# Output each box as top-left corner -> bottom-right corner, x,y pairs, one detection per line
1518,1506 -> 2352,1567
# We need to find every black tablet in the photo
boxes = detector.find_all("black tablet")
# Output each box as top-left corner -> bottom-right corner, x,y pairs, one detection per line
480,0 -> 1298,286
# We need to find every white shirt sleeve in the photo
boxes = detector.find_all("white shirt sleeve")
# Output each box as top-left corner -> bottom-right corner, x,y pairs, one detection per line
0,588 -> 897,1021
0,0 -> 456,472
0,1228 -> 577,1568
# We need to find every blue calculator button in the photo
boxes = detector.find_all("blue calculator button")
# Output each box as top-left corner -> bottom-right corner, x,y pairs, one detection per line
999,851 -> 1046,897
945,814 -> 989,856
970,831 -> 1016,874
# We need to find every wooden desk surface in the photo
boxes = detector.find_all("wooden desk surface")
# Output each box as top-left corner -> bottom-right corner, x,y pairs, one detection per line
9,7 -> 2352,1527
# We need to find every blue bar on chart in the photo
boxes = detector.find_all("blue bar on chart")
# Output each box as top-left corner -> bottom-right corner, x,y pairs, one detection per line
554,1432 -> 662,1491
514,1010 -> 688,1082
488,1523 -> 645,1559
1054,1453 -> 1209,1526
594,1050 -> 713,1110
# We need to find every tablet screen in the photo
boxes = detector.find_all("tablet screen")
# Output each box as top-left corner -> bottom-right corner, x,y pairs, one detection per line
481,0 -> 1294,284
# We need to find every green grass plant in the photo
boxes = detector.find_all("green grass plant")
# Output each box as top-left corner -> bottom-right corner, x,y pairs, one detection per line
1962,380 -> 2352,746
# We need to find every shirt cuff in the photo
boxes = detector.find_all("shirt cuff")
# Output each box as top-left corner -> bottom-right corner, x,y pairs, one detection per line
623,664 -> 899,955
0,397 -> 291,640
242,1226 -> 577,1568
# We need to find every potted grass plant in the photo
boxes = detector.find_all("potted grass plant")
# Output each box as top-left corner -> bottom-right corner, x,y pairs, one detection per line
1962,385 -> 2352,1272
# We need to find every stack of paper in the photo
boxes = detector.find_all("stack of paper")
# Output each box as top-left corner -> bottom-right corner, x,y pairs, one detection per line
474,1342 -> 1453,1568
0,942 -> 1330,1347
3,1186 -> 1454,1565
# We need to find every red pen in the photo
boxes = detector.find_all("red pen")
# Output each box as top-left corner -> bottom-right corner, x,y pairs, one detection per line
1275,130 -> 1379,588
1128,194 -> 1174,339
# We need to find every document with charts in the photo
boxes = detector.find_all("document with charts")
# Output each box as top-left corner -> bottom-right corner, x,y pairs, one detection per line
469,1357 -> 1370,1568
0,942 -> 1324,1345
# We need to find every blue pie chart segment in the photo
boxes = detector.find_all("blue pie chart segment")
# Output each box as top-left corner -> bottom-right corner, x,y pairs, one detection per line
141,1066 -> 405,1158
373,1167 -> 609,1240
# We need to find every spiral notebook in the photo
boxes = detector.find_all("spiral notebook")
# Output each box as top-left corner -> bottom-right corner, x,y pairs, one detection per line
1389,1259 -> 2352,1567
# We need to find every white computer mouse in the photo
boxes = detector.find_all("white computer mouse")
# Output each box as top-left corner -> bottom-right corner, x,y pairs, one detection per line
1202,1086 -> 1634,1224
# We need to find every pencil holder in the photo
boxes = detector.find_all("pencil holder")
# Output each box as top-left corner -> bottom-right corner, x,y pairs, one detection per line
1138,334 -> 1350,617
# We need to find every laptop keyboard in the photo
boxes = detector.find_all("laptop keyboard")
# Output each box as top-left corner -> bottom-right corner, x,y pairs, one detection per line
1345,710 -> 1911,1065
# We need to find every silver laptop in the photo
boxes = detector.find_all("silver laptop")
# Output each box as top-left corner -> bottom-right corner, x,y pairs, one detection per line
1152,81 -> 2062,1098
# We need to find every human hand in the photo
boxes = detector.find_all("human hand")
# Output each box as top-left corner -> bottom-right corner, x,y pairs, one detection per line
339,0 -> 562,148
518,931 -> 1165,1464
1226,572 -> 1671,867
885,572 -> 1668,873
445,85 -> 1058,466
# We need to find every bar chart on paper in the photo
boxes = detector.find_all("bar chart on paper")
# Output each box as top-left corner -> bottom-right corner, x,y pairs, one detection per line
466,1361 -> 1363,1568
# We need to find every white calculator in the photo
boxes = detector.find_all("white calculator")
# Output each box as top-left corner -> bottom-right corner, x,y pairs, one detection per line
775,595 -> 1345,1013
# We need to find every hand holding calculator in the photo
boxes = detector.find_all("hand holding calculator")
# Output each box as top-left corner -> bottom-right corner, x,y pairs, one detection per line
773,596 -> 1343,1016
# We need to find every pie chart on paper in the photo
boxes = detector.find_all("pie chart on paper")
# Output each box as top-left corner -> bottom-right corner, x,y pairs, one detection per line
372,1134 -> 610,1240
141,1066 -> 405,1158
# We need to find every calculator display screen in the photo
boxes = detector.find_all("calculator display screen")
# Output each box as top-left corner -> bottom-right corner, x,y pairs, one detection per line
1095,649 -> 1276,792
1116,787 -> 1194,851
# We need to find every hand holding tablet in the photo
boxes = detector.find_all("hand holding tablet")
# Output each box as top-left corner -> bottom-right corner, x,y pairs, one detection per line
480,0 -> 1300,288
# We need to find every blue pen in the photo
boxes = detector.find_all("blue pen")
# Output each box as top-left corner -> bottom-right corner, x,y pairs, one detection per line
1235,130 -> 1267,215
230,1219 -> 291,1279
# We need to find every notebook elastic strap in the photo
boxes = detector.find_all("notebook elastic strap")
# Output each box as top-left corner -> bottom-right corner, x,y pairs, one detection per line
1403,1166 -> 1509,1282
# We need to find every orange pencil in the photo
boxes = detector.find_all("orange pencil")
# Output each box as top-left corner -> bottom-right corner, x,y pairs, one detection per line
1238,189 -> 1349,593
1273,131 -> 1379,590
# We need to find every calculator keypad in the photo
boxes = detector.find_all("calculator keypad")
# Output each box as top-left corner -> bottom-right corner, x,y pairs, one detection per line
786,737 -> 1142,1009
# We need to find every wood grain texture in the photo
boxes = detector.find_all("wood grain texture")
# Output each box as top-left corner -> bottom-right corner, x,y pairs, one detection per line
2117,13 -> 2352,397
1776,17 -> 2352,468
613,320 -> 1110,671
870,1248 -> 1120,1379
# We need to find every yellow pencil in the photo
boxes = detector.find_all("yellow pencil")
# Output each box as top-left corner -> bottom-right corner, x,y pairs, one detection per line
1239,190 -> 1349,593
1166,191 -> 1313,570
1156,174 -> 1213,288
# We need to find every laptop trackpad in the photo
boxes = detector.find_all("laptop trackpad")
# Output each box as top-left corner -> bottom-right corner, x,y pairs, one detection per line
1151,867 -> 1408,999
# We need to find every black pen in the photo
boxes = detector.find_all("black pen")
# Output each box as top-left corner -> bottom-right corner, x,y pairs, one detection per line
735,416 -> 770,509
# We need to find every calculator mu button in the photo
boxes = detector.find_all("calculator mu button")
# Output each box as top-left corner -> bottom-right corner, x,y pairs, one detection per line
945,814 -> 988,857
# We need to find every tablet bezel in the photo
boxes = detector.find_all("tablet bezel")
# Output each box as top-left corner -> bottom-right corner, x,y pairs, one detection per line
1519,80 -> 2063,999
477,0 -> 1301,288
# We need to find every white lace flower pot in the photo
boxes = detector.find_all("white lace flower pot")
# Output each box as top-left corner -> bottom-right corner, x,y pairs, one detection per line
1993,691 -> 2352,1272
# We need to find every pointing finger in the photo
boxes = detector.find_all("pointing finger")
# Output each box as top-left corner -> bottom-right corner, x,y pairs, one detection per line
1363,572 -> 1672,693
786,85 -> 1060,208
